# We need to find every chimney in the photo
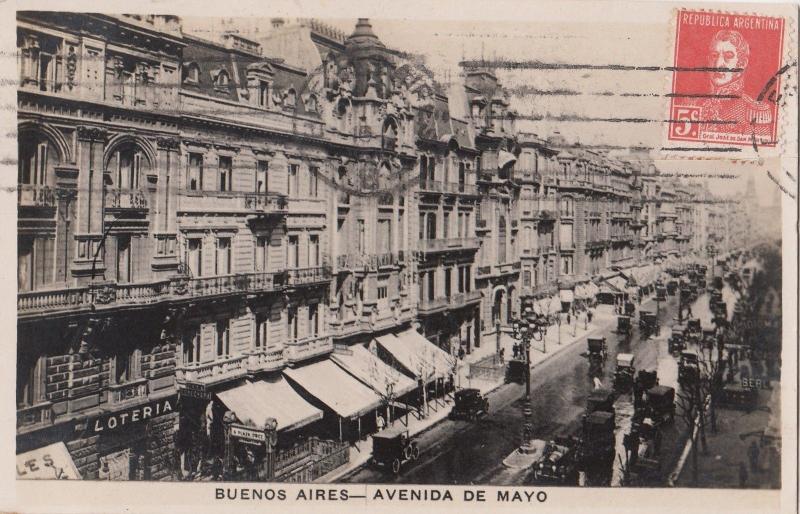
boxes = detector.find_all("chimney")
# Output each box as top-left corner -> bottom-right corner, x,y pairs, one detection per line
271,18 -> 285,30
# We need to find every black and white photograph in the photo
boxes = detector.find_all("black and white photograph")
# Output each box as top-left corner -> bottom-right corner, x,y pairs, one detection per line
3,1 -> 798,513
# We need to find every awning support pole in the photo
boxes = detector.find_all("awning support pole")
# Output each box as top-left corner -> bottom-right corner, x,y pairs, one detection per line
338,417 -> 342,442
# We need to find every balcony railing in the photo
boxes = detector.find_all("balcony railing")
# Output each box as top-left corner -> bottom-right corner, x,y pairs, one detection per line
476,265 -> 492,277
286,266 -> 332,287
419,237 -> 480,253
104,188 -> 149,210
285,335 -> 333,363
476,219 -> 489,231
19,271 -> 286,318
417,296 -> 450,314
246,348 -> 285,373
17,402 -> 53,430
18,184 -> 57,208
176,354 -> 249,387
108,378 -> 149,405
448,290 -> 482,306
178,190 -> 287,214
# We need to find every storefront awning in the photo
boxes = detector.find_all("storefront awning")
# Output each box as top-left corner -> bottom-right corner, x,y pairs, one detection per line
284,360 -> 382,419
559,289 -> 574,303
17,442 -> 82,480
217,377 -> 323,432
546,295 -> 561,315
377,330 -> 454,380
331,344 -> 416,398
606,276 -> 628,292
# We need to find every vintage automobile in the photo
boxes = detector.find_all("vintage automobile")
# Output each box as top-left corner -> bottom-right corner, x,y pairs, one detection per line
666,279 -> 679,295
639,310 -> 659,334
655,286 -> 667,302
449,388 -> 489,421
636,369 -> 659,392
719,384 -> 759,411
701,326 -> 717,349
505,359 -> 527,385
579,411 -> 616,465
668,325 -> 686,354
532,436 -> 580,484
711,276 -> 724,290
678,350 -> 700,385
613,353 -> 636,392
696,277 -> 707,290
587,337 -> 608,364
625,301 -> 636,317
617,315 -> 632,337
586,388 -> 616,416
370,426 -> 420,474
686,318 -> 701,334
644,385 -> 676,425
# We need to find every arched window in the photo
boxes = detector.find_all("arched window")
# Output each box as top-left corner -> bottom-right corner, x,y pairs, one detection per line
285,88 -> 297,107
213,69 -> 230,88
561,197 -> 573,217
382,118 -> 398,151
107,143 -> 150,190
183,62 -> 200,84
305,94 -> 318,113
18,132 -> 56,186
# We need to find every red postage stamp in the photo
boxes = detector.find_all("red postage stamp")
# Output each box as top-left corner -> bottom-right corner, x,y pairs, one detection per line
669,10 -> 785,147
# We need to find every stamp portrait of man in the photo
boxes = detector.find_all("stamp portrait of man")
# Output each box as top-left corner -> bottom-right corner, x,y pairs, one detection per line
695,29 -> 773,137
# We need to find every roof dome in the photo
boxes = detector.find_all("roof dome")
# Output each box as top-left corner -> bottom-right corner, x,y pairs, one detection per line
345,18 -> 385,49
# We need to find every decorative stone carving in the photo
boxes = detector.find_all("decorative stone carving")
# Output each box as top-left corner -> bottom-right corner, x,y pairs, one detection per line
76,126 -> 108,142
157,136 -> 180,150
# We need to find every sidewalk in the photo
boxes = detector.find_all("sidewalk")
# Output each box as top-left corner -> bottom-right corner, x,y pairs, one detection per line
674,371 -> 780,488
318,308 -> 618,482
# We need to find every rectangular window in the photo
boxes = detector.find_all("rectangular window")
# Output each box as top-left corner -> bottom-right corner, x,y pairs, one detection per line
419,213 -> 425,241
255,313 -> 268,349
465,266 -> 471,292
18,236 -> 34,292
288,307 -> 298,341
418,271 -> 425,302
17,355 -> 46,408
457,266 -> 464,293
216,320 -> 230,357
256,160 -> 269,193
309,304 -> 319,337
188,153 -> 203,191
116,235 -> 132,283
288,164 -> 298,197
377,284 -> 388,300
288,236 -> 299,268
114,349 -> 141,384
309,235 -> 320,267
444,268 -> 452,298
377,219 -> 391,254
216,237 -> 231,275
443,212 -> 450,239
187,238 -> 203,277
218,156 -> 232,192
309,166 -> 319,197
255,236 -> 269,272
427,271 -> 435,300
180,328 -> 198,367
523,269 -> 531,287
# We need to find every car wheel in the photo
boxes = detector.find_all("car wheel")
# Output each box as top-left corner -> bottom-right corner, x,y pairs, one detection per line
411,445 -> 420,460
392,458 -> 402,474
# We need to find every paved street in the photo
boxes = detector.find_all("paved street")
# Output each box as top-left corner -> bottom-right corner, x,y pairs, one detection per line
344,286 -> 732,486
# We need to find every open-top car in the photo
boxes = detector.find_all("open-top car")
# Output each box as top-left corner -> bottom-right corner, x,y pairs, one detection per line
639,310 -> 659,334
370,426 -> 420,474
613,353 -> 636,392
587,337 -> 608,364
617,315 -> 632,337
667,279 -> 679,295
449,388 -> 489,421
532,436 -> 580,484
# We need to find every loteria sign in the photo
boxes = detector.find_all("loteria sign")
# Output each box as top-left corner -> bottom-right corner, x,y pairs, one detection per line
91,398 -> 174,433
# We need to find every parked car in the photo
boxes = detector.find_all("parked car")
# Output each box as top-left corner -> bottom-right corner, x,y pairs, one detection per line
636,369 -> 659,392
656,286 -> 667,302
613,353 -> 636,392
505,359 -> 527,384
639,310 -> 659,334
370,426 -> 420,474
667,280 -> 679,295
449,388 -> 489,421
532,436 -> 580,484
617,315 -> 632,337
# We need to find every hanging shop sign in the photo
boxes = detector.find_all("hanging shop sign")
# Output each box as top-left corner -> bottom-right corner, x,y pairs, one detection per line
230,424 -> 266,445
91,397 -> 175,433
179,382 -> 212,400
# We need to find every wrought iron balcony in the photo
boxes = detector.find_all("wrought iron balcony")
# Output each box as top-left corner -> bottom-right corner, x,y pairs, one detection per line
286,266 -> 332,287
104,188 -> 149,211
178,190 -> 287,215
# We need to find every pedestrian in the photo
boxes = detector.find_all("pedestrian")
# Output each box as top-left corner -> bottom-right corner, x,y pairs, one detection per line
458,346 -> 465,361
376,413 -> 386,432
739,461 -> 749,488
748,440 -> 760,472
512,342 -> 519,359
499,347 -> 505,364
567,313 -> 572,325
588,310 -> 593,324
